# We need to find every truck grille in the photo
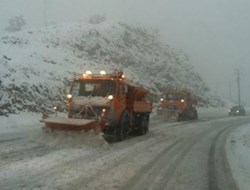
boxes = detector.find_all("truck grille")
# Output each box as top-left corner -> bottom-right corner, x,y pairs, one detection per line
71,106 -> 108,119
167,105 -> 176,110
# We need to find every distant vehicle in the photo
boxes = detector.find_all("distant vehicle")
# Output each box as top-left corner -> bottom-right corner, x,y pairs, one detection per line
157,90 -> 198,121
228,105 -> 246,116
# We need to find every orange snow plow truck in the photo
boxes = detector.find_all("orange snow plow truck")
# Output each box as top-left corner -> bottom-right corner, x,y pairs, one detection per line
157,90 -> 198,121
41,70 -> 152,141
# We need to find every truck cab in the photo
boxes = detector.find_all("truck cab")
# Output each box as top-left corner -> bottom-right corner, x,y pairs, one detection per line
67,70 -> 152,140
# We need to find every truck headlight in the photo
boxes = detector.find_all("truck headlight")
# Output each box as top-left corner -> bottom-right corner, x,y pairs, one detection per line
86,70 -> 92,75
100,70 -> 106,75
101,108 -> 106,117
108,95 -> 113,100
67,94 -> 72,99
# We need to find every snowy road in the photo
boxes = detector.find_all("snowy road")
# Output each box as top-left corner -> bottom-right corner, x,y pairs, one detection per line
0,112 -> 250,190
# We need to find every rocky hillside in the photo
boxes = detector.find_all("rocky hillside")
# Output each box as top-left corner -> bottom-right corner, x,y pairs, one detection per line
0,21 -> 223,115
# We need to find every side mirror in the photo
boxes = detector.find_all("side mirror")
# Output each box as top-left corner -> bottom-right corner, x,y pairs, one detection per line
124,85 -> 128,94
66,86 -> 71,94
145,94 -> 153,103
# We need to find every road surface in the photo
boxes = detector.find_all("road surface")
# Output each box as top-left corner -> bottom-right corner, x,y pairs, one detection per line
0,113 -> 249,190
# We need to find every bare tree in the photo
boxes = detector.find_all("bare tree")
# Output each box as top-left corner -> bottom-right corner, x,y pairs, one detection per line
5,15 -> 26,32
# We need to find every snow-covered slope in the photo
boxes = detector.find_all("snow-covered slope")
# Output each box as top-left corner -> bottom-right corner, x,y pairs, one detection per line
0,21 -> 223,115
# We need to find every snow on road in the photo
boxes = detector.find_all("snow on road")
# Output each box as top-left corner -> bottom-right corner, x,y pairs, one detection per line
227,123 -> 250,190
0,112 -> 41,134
0,109 -> 250,190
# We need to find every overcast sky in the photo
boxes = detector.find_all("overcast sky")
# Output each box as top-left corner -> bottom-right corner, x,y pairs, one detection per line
1,0 -> 249,104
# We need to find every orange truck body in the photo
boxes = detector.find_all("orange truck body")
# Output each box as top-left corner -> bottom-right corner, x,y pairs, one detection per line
158,91 -> 198,121
42,71 -> 152,140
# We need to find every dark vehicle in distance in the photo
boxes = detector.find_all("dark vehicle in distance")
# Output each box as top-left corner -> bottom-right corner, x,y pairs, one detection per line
228,105 -> 246,116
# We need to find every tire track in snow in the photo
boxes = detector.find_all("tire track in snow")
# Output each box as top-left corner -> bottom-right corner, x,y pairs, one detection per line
208,123 -> 242,190
71,118 -> 229,190
73,139 -> 183,190
47,136 -> 179,190
120,138 -> 197,190
120,119 -> 236,190
0,128 -> 176,190
0,145 -> 56,163
0,137 -> 23,143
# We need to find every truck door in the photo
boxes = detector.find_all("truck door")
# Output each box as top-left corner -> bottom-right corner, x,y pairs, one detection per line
116,81 -> 126,118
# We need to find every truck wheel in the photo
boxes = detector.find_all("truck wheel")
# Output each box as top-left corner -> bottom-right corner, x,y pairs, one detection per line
117,113 -> 129,141
137,115 -> 149,135
193,111 -> 198,120
176,114 -> 182,122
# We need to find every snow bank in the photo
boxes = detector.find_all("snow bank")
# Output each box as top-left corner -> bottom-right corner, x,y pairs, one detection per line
0,112 -> 42,134
227,123 -> 250,190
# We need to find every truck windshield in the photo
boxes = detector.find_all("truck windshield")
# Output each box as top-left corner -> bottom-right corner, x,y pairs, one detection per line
165,93 -> 185,101
71,80 -> 115,97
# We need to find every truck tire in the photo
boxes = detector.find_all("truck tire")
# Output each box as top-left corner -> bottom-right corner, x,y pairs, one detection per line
117,112 -> 129,141
176,114 -> 181,122
137,115 -> 149,135
193,111 -> 198,120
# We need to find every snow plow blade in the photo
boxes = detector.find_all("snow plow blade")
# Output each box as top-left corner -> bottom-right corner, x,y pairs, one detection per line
41,117 -> 100,131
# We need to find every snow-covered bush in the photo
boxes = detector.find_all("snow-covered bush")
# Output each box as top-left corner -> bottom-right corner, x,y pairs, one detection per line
5,15 -> 26,32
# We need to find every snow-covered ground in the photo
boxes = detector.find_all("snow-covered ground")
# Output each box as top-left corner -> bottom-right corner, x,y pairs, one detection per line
0,112 -> 41,134
0,108 -> 250,189
227,124 -> 250,190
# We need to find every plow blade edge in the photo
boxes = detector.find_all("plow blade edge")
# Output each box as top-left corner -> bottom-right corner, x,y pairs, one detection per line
41,117 -> 99,131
